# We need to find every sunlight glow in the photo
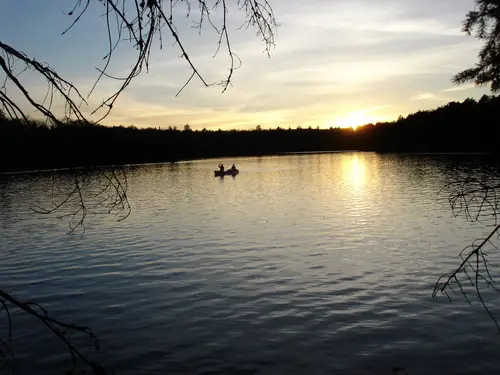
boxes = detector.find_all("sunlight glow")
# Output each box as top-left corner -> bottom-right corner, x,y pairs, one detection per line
335,111 -> 374,130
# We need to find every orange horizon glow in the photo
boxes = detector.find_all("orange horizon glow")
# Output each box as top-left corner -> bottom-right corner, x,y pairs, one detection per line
333,111 -> 378,131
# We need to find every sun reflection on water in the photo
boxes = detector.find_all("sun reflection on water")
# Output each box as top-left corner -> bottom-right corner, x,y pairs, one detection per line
342,154 -> 366,190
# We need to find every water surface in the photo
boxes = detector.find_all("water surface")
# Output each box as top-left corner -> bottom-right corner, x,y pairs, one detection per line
1,153 -> 499,374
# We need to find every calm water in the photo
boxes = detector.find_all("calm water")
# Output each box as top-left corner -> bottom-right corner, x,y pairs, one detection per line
1,153 -> 500,374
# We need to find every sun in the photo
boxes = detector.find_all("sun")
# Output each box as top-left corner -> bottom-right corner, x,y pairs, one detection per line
335,111 -> 373,130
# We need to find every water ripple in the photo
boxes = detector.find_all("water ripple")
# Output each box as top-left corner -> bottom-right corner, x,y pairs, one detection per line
1,153 -> 500,374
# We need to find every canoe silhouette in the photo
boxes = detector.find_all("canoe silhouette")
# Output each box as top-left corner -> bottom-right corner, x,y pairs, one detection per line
214,169 -> 239,177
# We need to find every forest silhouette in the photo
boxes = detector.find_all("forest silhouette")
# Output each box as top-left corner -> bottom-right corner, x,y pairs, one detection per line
1,94 -> 499,173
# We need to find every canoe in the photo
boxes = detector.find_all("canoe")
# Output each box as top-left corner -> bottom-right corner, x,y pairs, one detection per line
214,169 -> 239,177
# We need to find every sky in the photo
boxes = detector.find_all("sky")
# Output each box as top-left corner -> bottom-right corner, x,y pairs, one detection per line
0,0 -> 491,130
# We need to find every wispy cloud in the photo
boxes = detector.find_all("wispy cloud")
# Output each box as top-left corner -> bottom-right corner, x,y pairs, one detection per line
411,81 -> 485,102
442,83 -> 478,92
412,92 -> 441,101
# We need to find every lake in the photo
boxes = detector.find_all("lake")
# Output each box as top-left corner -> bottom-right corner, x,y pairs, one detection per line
1,152 -> 500,374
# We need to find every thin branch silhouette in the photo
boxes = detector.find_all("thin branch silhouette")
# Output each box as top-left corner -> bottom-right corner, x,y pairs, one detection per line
434,173 -> 500,330
1,1 -> 277,124
30,166 -> 131,235
0,290 -> 108,374
0,41 -> 87,126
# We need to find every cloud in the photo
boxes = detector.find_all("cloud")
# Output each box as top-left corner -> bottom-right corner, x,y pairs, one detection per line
411,82 -> 487,102
442,83 -> 478,92
412,92 -> 441,100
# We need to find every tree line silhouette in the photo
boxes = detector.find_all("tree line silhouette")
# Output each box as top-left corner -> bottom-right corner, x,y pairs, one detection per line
1,94 -> 499,173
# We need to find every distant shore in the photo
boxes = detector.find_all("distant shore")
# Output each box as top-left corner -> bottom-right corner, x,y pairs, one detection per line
2,150 -> 499,177
1,95 -> 499,173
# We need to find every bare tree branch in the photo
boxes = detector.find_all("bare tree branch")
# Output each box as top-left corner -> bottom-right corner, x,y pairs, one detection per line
434,172 -> 500,331
30,166 -> 131,235
0,41 -> 87,126
1,1 -> 277,126
0,290 -> 108,374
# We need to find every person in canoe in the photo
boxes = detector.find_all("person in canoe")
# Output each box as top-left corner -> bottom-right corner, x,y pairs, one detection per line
218,163 -> 225,172
230,164 -> 237,171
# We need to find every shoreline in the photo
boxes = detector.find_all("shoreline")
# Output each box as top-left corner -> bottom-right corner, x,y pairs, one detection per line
1,150 -> 496,176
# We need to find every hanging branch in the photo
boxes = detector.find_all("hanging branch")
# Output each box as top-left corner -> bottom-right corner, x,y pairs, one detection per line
0,290 -> 108,374
30,166 -> 131,235
434,173 -> 500,330
0,41 -> 87,126
1,0 -> 277,125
